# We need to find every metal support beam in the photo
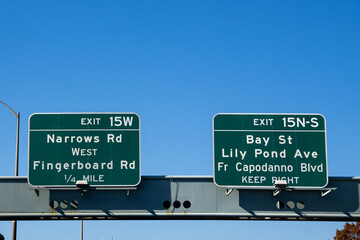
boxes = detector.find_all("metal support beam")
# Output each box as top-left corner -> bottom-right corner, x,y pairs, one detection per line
0,176 -> 359,221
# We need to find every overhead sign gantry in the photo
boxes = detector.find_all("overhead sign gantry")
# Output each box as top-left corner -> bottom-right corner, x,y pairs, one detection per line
28,113 -> 141,188
213,113 -> 328,188
1,112 -> 359,222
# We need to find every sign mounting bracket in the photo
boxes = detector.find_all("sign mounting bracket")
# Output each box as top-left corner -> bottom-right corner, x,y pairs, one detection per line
225,188 -> 234,196
321,187 -> 337,197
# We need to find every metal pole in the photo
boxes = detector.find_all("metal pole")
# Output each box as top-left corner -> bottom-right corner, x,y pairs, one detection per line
81,220 -> 83,240
0,101 -> 20,240
15,112 -> 19,176
12,222 -> 17,240
12,112 -> 20,240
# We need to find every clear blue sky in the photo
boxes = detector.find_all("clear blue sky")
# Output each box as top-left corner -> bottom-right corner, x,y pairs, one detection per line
0,0 -> 359,239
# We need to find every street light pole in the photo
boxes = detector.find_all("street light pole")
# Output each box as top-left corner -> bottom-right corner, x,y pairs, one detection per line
15,112 -> 19,176
0,101 -> 20,240
81,220 -> 83,240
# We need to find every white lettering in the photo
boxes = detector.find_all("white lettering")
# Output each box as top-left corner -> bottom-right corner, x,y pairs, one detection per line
294,149 -> 318,159
107,134 -> 122,143
246,135 -> 270,146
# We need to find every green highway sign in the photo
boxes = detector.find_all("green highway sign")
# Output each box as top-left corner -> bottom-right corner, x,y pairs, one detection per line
28,113 -> 140,188
213,114 -> 328,189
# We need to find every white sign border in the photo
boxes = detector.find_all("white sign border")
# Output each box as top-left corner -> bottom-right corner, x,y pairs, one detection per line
212,113 -> 328,190
28,112 -> 141,189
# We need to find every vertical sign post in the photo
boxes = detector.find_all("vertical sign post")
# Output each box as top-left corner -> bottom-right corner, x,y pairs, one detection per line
29,113 -> 140,187
213,114 -> 328,189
